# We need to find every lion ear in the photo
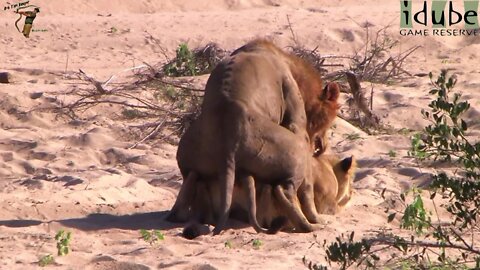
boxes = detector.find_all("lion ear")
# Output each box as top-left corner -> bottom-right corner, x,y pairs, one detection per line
321,82 -> 340,102
340,156 -> 354,172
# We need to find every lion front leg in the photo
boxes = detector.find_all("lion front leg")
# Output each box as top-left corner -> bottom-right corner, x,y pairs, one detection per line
297,147 -> 325,224
297,181 -> 325,224
273,183 -> 324,233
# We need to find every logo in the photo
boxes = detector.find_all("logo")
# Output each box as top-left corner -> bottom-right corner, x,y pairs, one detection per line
3,1 -> 44,38
400,1 -> 480,36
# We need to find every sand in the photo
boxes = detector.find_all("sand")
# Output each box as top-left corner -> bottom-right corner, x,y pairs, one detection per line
1,0 -> 479,269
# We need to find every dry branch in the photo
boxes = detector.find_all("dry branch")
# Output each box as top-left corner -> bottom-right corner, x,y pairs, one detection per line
345,72 -> 380,129
286,15 -> 299,46
45,64 -> 203,147
128,119 -> 167,149
45,30 -> 419,144
78,69 -> 107,94
368,235 -> 480,256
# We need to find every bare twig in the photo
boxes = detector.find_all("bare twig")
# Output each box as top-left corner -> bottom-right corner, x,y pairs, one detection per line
345,71 -> 380,128
64,52 -> 69,76
103,65 -> 148,88
78,69 -> 107,94
128,119 -> 167,149
286,15 -> 299,46
152,78 -> 204,93
369,84 -> 374,111
47,56 -> 204,146
368,236 -> 480,256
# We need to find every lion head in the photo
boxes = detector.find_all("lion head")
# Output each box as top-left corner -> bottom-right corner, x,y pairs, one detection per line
307,82 -> 340,156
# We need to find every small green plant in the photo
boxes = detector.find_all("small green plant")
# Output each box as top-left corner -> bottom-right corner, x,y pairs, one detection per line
154,85 -> 179,103
388,150 -> 396,158
163,85 -> 178,101
140,229 -> 164,245
38,254 -> 54,267
109,26 -> 118,34
344,132 -> 361,141
224,240 -> 233,249
252,239 -> 262,249
161,42 -> 224,77
164,43 -> 198,77
324,232 -> 377,270
408,133 -> 429,160
397,127 -> 412,135
55,229 -> 71,256
399,189 -> 431,235
121,108 -> 144,119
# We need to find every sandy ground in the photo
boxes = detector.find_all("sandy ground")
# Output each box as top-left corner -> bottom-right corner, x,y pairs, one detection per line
1,0 -> 480,269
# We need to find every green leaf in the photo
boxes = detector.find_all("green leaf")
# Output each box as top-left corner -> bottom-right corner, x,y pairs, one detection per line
387,213 -> 396,223
252,239 -> 262,249
461,119 -> 468,131
38,254 -> 54,267
55,229 -> 71,256
154,230 -> 165,241
452,128 -> 460,138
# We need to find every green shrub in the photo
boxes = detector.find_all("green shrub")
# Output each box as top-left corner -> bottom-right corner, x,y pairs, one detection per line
164,43 -> 198,77
312,70 -> 480,269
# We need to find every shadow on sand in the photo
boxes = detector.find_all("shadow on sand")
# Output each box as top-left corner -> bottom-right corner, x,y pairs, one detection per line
0,210 -> 187,231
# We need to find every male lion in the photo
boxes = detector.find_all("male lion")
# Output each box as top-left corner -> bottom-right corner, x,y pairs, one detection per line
167,39 -> 340,234
230,40 -> 339,155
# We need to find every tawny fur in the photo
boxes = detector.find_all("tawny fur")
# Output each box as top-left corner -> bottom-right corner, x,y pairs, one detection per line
167,39 -> 340,235
255,155 -> 357,232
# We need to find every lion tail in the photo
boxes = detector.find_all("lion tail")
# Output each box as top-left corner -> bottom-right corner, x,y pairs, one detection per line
242,175 -> 270,234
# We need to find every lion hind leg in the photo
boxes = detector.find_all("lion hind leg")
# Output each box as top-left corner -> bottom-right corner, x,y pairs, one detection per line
182,181 -> 213,240
166,171 -> 198,223
273,184 -> 324,233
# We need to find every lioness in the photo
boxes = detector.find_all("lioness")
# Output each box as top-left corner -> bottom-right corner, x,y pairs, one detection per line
186,154 -> 356,236
252,154 -> 356,232
167,39 -> 340,234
